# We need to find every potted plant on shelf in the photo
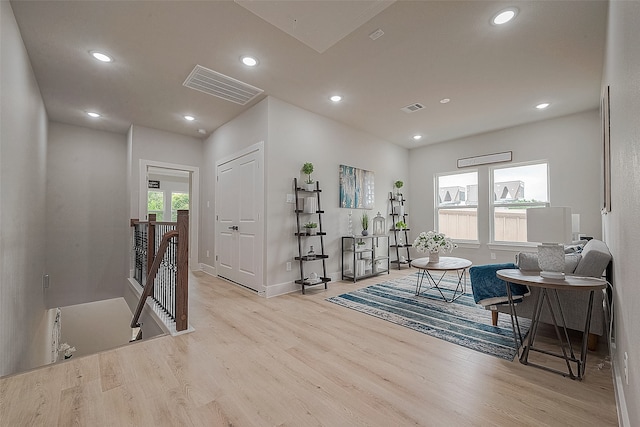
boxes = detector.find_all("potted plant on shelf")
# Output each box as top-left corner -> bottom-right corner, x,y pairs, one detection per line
395,220 -> 407,230
361,213 -> 369,236
303,221 -> 318,235
302,162 -> 315,191
394,180 -> 404,201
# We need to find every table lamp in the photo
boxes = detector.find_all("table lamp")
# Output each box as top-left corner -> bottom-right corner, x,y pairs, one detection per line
526,207 -> 572,279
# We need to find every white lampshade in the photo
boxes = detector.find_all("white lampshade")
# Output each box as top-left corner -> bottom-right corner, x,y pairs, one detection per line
527,207 -> 572,279
526,207 -> 572,244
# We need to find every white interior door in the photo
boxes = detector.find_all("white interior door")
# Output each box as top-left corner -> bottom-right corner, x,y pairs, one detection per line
216,145 -> 263,292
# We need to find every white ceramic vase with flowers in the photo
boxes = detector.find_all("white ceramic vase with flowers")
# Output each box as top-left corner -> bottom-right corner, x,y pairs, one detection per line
412,230 -> 457,264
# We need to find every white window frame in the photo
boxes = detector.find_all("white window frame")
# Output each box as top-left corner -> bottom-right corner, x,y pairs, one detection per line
434,170 -> 479,243
489,160 -> 550,244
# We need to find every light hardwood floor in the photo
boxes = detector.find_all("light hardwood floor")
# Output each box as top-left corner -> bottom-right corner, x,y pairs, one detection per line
0,269 -> 618,426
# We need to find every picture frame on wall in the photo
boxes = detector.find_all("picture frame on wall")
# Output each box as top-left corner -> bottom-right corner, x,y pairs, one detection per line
602,85 -> 611,213
339,164 -> 374,209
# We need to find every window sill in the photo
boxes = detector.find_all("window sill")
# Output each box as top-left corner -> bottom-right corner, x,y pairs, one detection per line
487,242 -> 537,252
454,241 -> 481,249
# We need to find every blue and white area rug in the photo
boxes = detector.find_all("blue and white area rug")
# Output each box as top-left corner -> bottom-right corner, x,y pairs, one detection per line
327,273 -> 531,360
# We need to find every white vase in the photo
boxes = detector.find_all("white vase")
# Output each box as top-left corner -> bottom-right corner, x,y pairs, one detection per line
305,182 -> 316,191
428,251 -> 440,264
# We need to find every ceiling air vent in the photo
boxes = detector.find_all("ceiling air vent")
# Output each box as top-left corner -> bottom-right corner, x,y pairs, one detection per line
183,65 -> 264,105
401,103 -> 425,113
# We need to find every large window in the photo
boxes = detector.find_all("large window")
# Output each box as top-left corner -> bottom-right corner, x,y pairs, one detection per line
436,171 -> 478,241
147,190 -> 164,221
491,162 -> 549,243
171,192 -> 189,221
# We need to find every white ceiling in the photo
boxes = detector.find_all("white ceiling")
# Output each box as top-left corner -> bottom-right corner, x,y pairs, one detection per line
9,1 -> 607,149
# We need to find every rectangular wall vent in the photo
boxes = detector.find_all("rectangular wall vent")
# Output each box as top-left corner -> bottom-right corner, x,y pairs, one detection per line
401,103 -> 425,113
183,65 -> 264,105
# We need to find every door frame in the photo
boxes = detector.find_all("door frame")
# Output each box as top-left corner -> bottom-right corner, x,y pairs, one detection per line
138,159 -> 200,269
214,141 -> 265,294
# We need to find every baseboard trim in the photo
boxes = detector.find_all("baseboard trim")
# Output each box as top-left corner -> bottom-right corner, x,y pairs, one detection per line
612,344 -> 631,427
199,263 -> 216,276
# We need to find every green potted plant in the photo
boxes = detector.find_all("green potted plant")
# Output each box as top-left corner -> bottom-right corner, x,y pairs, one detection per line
361,213 -> 369,236
303,221 -> 318,235
302,162 -> 315,191
394,180 -> 404,201
395,220 -> 407,230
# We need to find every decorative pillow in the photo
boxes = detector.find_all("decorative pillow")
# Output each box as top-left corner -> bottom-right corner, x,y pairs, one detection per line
516,251 -> 582,273
564,253 -> 582,273
564,244 -> 585,254
516,252 -> 540,271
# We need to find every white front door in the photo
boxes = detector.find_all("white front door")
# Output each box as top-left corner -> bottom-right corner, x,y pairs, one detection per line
216,144 -> 263,292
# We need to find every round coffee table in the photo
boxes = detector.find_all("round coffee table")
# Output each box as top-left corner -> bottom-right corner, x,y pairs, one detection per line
410,257 -> 472,302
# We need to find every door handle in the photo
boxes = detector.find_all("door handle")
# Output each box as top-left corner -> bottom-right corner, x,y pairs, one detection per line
228,225 -> 239,231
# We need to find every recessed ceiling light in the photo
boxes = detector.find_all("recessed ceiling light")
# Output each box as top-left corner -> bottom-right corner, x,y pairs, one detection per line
330,95 -> 342,102
241,56 -> 258,67
86,111 -> 101,118
413,135 -> 423,141
90,51 -> 113,63
440,98 -> 451,104
184,115 -> 195,121
492,8 -> 518,25
536,103 -> 550,110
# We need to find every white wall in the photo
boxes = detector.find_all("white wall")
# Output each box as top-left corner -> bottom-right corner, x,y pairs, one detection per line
200,98 -> 269,268
602,2 -> 640,425
267,97 -> 409,293
45,122 -> 129,308
407,110 -> 602,266
200,96 -> 409,295
0,1 -> 49,376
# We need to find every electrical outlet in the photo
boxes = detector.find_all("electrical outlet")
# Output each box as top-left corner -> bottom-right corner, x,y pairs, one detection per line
286,262 -> 292,271
490,253 -> 496,260
286,194 -> 295,203
624,352 -> 629,385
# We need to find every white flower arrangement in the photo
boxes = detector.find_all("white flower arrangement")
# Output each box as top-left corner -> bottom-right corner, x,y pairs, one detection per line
59,342 -> 76,359
413,231 -> 457,254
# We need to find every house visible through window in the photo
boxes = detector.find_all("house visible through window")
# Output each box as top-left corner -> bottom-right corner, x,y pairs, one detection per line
436,171 -> 478,241
491,162 -> 549,243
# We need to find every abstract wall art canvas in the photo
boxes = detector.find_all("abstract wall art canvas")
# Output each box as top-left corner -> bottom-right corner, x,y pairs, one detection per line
339,164 -> 374,209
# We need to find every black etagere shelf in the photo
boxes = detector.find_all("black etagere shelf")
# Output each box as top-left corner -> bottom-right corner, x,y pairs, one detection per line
294,178 -> 330,294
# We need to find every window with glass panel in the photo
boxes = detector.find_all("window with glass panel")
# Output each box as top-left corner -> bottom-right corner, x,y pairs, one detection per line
435,171 -> 478,241
171,192 -> 189,221
491,162 -> 549,242
147,190 -> 164,221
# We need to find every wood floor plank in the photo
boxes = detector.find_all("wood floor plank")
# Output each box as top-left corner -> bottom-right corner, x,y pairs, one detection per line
0,269 -> 618,426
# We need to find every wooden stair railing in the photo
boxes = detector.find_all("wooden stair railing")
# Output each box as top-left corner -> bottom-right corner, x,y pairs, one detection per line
130,210 -> 189,338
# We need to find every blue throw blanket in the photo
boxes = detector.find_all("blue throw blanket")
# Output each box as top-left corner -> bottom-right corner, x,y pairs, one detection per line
469,263 -> 530,306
